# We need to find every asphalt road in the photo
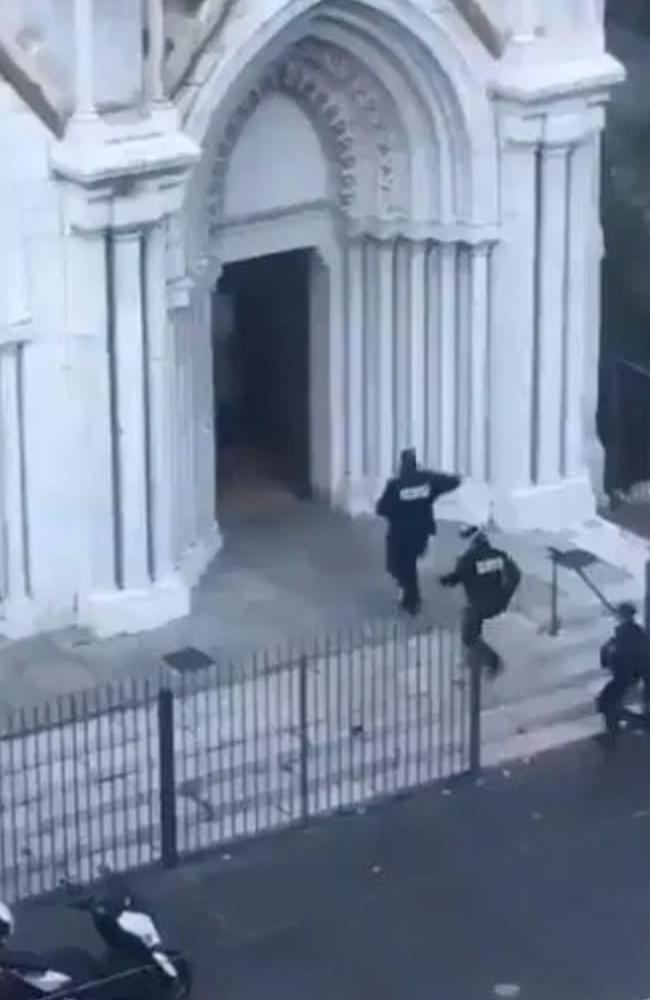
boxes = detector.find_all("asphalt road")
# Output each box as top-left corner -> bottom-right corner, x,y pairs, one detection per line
15,731 -> 650,1000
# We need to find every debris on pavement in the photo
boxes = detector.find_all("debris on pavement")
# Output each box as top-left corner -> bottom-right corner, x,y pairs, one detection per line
493,983 -> 521,998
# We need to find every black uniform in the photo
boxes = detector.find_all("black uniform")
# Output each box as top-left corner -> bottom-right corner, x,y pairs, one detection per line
597,614 -> 650,735
440,535 -> 521,676
376,454 -> 460,614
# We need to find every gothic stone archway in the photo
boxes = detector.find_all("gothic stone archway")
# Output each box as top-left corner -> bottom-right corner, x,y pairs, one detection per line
175,0 -> 500,542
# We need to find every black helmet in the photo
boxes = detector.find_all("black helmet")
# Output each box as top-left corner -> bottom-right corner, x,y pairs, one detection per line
399,448 -> 417,474
616,601 -> 637,621
461,525 -> 489,547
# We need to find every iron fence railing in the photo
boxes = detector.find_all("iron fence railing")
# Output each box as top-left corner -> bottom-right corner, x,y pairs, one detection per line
0,619 -> 477,903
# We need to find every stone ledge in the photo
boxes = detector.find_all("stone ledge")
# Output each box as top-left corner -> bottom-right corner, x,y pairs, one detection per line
490,51 -> 625,104
50,128 -> 199,188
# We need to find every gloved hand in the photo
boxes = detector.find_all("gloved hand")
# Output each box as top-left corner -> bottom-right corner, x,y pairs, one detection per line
439,574 -> 454,587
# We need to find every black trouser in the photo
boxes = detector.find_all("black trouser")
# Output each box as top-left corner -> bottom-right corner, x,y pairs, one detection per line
386,538 -> 422,611
461,605 -> 502,675
597,672 -> 650,733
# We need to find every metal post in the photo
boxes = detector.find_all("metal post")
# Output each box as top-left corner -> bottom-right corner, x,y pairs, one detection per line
157,688 -> 178,869
549,550 -> 560,636
469,659 -> 482,776
299,654 -> 309,824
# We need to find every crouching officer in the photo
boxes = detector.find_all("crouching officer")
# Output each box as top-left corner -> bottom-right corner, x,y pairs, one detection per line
376,448 -> 461,615
439,527 -> 521,677
597,602 -> 650,739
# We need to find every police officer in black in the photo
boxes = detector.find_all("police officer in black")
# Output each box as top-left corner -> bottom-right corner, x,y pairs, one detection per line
439,527 -> 521,677
376,448 -> 461,614
597,602 -> 650,739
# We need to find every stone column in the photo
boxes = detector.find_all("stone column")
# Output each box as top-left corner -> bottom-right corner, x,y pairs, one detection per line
424,243 -> 441,468
377,239 -> 395,476
581,127 -> 606,497
393,240 -> 409,453
144,221 -> 172,581
408,241 -> 427,459
344,237 -> 365,501
182,253 -> 222,554
490,123 -> 538,497
438,242 -> 457,469
112,229 -> 150,589
145,0 -> 165,105
73,0 -> 97,120
566,135 -> 597,479
0,342 -> 29,602
66,228 -> 115,593
326,244 -> 346,502
536,144 -> 570,484
469,244 -> 490,481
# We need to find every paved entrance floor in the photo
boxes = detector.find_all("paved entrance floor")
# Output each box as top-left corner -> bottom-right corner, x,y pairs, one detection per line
15,735 -> 650,1000
0,478 -> 649,762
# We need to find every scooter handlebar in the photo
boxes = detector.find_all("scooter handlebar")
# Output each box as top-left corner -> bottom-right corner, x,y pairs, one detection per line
58,878 -> 96,911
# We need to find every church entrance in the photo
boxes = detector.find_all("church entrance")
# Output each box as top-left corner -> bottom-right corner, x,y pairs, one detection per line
213,248 -> 312,508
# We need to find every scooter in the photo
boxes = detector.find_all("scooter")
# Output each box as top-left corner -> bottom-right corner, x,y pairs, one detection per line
0,945 -> 102,1000
61,879 -> 191,1000
0,900 -> 102,1000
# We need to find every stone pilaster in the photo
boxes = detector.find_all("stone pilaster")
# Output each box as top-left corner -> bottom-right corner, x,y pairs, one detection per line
438,241 -> 458,471
0,341 -> 29,607
408,241 -> 427,460
342,236 -> 366,511
72,0 -> 97,121
50,109 -> 199,636
535,143 -> 570,485
112,229 -> 150,589
490,116 -> 538,510
145,0 -> 165,105
468,244 -> 490,482
489,98 -> 612,531
566,129 -> 603,482
144,221 -> 174,582
376,239 -> 395,478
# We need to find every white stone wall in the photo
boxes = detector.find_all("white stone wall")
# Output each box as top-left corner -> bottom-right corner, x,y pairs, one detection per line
0,0 -> 623,640
0,0 -> 144,113
0,78 -> 80,634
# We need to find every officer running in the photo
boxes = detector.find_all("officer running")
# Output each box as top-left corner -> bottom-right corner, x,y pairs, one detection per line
439,527 -> 521,677
376,448 -> 461,615
597,601 -> 650,740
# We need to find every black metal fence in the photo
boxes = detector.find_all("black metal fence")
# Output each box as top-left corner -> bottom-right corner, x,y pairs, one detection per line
0,620 -> 476,903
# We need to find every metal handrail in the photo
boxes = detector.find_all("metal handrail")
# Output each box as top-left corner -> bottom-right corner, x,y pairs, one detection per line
37,961 -> 155,999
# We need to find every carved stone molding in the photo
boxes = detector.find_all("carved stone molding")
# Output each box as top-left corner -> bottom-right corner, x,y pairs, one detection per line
206,38 -> 403,232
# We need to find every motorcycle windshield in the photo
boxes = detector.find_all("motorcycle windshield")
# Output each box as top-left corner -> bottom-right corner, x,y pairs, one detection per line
116,910 -> 162,948
21,969 -> 72,993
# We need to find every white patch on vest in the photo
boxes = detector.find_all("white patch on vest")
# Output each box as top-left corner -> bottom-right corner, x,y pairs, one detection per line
476,557 -> 504,575
399,485 -> 430,501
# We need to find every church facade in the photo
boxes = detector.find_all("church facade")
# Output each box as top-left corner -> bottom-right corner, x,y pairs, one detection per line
0,0 -> 623,638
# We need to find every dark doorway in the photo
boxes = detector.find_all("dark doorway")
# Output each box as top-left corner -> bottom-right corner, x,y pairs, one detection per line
213,249 -> 312,502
